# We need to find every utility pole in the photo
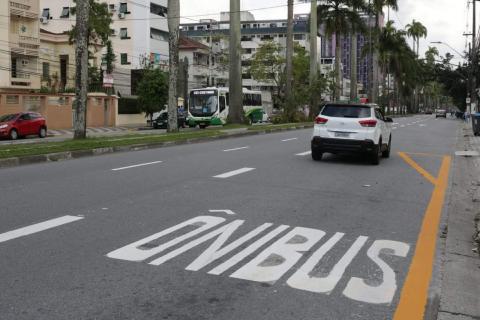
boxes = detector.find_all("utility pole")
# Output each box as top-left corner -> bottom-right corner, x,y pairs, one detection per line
228,0 -> 244,124
285,0 -> 294,117
74,0 -> 89,139
309,0 -> 318,115
167,0 -> 179,132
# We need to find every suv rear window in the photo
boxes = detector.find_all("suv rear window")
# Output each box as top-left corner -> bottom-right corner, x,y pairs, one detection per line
321,105 -> 371,118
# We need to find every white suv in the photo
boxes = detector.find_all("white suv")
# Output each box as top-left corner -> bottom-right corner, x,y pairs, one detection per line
311,103 -> 393,165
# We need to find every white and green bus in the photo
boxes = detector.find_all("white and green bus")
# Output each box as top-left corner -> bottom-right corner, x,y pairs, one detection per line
187,87 -> 267,128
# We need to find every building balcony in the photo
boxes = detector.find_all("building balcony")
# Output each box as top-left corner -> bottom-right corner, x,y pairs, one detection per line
9,34 -> 40,56
9,0 -> 39,19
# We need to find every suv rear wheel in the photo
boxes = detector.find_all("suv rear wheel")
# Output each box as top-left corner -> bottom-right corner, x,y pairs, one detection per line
311,148 -> 323,161
370,139 -> 381,165
382,135 -> 391,158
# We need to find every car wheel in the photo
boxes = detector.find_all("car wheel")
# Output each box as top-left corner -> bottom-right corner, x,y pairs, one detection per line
39,126 -> 47,138
199,124 -> 207,129
370,140 -> 381,165
311,148 -> 323,161
382,135 -> 391,158
9,129 -> 18,140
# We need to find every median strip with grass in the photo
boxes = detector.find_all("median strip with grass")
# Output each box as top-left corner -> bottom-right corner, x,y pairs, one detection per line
0,130 -> 223,159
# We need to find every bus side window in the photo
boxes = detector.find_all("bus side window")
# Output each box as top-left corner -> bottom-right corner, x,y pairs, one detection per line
219,96 -> 226,112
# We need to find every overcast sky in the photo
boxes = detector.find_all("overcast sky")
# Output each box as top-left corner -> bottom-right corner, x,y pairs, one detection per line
180,0 -> 474,65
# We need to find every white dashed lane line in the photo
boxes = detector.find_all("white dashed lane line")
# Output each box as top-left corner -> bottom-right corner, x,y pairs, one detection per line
0,216 -> 84,244
282,138 -> 298,142
223,146 -> 249,152
213,167 -> 256,179
296,151 -> 312,156
112,161 -> 163,171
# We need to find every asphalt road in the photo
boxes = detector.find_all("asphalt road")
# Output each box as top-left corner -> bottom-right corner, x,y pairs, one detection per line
0,115 -> 458,320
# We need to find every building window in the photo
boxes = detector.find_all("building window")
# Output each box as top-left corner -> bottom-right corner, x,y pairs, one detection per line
60,7 -> 70,18
42,62 -> 50,80
42,8 -> 50,19
119,28 -> 130,39
150,28 -> 168,41
294,34 -> 305,40
150,3 -> 167,16
120,53 -> 130,65
119,3 -> 129,14
6,95 -> 19,104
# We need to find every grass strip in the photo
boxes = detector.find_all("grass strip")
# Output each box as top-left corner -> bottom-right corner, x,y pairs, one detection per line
0,130 -> 223,159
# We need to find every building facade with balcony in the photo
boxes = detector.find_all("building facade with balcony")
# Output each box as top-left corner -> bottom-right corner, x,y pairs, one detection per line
0,0 -> 41,92
39,0 -> 169,96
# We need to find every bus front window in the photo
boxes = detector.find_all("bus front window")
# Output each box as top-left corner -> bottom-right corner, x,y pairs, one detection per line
189,90 -> 218,117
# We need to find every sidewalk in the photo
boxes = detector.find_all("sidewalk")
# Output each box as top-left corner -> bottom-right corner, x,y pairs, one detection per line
435,122 -> 480,320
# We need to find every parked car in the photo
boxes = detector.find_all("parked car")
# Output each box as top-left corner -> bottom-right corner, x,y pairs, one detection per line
153,112 -> 186,129
311,103 -> 393,165
0,112 -> 47,140
435,109 -> 447,118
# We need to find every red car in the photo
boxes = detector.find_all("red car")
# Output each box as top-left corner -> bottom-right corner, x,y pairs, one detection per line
0,112 -> 48,140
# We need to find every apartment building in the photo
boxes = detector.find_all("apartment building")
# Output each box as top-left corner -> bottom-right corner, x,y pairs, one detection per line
39,0 -> 169,95
0,0 -> 41,92
180,12 -> 313,111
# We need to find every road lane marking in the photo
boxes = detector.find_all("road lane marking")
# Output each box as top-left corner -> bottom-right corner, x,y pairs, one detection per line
213,167 -> 255,179
223,146 -> 249,152
281,138 -> 298,142
394,153 -> 451,320
400,125 -> 405,128
209,209 -> 236,215
107,215 -> 410,305
0,215 -> 84,244
112,161 -> 162,171
397,152 -> 437,185
296,151 -> 312,156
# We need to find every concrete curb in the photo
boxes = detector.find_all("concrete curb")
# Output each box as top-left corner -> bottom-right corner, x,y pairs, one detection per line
0,124 -> 313,169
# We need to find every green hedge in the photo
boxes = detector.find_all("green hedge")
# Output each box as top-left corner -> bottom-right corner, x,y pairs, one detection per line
118,97 -> 142,114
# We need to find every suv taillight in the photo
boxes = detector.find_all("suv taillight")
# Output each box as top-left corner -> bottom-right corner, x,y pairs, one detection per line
359,119 -> 377,127
315,116 -> 328,124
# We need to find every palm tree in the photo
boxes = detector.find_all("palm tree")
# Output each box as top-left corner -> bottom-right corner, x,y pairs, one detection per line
317,0 -> 366,101
405,19 -> 427,56
368,0 -> 398,103
377,21 -> 418,113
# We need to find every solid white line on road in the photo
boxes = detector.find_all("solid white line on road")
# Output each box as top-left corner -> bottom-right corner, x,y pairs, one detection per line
281,138 -> 298,142
296,151 -> 312,156
223,146 -> 249,152
0,215 -> 84,244
112,161 -> 163,171
213,167 -> 256,179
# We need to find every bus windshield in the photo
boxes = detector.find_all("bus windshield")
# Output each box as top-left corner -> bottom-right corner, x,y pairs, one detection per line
189,90 -> 218,117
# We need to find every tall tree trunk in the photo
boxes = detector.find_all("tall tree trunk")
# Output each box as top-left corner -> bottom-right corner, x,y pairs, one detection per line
228,0 -> 244,124
370,13 -> 379,104
350,32 -> 357,101
167,0 -> 179,132
74,0 -> 89,139
285,0 -> 294,118
309,0 -> 318,114
335,34 -> 342,101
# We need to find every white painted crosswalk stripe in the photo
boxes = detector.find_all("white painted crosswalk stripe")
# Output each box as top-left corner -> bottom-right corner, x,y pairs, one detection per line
296,151 -> 312,156
112,161 -> 163,171
213,167 -> 256,179
0,215 -> 84,244
223,146 -> 249,152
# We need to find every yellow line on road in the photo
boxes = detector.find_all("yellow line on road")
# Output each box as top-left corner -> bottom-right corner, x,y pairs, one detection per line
394,153 -> 451,320
398,152 -> 438,185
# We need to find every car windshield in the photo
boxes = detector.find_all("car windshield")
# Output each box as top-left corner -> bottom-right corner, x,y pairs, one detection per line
321,105 -> 371,118
0,114 -> 18,122
189,90 -> 218,117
